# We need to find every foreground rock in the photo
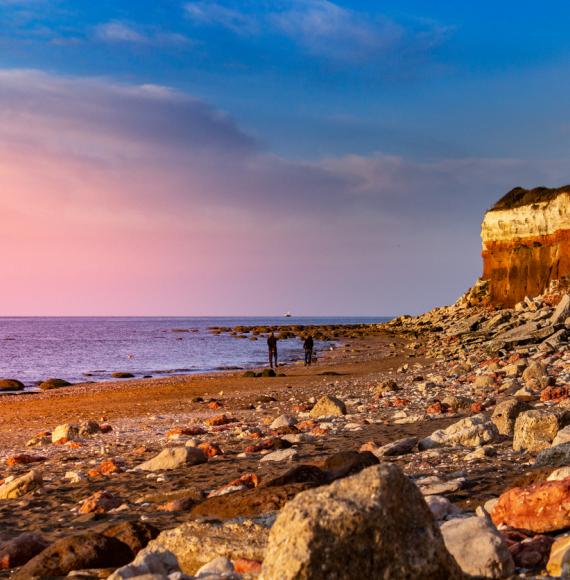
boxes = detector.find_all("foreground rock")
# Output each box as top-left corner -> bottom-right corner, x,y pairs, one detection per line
136,447 -> 207,471
491,398 -> 529,436
491,478 -> 570,533
0,533 -> 49,570
261,464 -> 462,579
441,516 -> 514,578
0,379 -> 25,391
13,532 -> 133,579
133,519 -> 268,575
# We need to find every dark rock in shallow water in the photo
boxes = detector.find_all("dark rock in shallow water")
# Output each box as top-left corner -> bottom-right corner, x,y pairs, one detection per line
112,372 -> 135,379
0,379 -> 25,392
12,532 -> 133,579
38,378 -> 72,390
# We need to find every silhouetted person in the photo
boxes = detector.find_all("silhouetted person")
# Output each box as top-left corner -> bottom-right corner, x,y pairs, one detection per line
303,335 -> 314,366
267,331 -> 278,369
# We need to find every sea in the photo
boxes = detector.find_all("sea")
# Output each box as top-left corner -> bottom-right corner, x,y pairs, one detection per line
0,316 -> 389,389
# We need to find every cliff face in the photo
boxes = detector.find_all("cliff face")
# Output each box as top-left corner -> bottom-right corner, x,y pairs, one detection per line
481,186 -> 570,307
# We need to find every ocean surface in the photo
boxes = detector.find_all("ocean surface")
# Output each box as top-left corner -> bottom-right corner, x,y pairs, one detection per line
0,316 -> 389,388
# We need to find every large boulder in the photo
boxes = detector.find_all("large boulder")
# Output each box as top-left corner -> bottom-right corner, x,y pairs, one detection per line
38,378 -> 72,391
309,395 -> 346,418
260,464 -> 462,579
12,532 -> 133,579
0,470 -> 42,500
441,516 -> 514,578
535,442 -> 570,467
491,478 -> 570,533
136,447 -> 207,471
491,398 -> 530,436
513,410 -> 559,452
419,414 -> 498,450
134,519 -> 268,575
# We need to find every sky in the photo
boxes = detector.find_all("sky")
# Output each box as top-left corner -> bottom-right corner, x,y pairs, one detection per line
2,1 -> 570,316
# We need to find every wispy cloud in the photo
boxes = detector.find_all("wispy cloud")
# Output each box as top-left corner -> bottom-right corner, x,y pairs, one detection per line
94,21 -> 191,46
184,0 -> 452,64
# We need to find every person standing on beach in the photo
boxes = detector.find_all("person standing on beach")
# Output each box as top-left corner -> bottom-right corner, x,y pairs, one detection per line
267,331 -> 278,369
303,334 -> 314,366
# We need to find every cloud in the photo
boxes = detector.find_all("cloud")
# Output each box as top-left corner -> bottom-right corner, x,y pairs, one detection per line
184,1 -> 257,35
0,68 -> 565,315
184,0 -> 452,65
94,21 -> 191,46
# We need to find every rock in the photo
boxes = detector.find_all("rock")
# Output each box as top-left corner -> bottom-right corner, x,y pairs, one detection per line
112,372 -> 135,379
191,483 -> 310,519
491,398 -> 530,436
441,516 -> 514,578
100,521 -> 159,555
547,534 -> 570,577
364,437 -> 418,458
136,447 -> 207,471
491,478 -> 570,533
416,476 -> 466,496
79,490 -> 122,514
65,470 -> 87,483
419,414 -> 498,450
0,470 -> 42,499
551,293 -> 570,325
38,378 -> 72,390
108,549 -> 182,579
513,410 -> 559,452
507,531 -> 553,570
270,415 -> 297,430
323,451 -> 379,480
424,496 -> 461,521
475,374 -> 497,389
261,368 -> 276,377
536,442 -> 570,466
465,445 -> 496,461
260,449 -> 298,463
0,533 -> 49,569
553,425 -> 570,447
514,385 -> 538,401
0,379 -> 25,391
522,361 -> 549,389
196,556 -> 235,577
442,395 -> 473,412
309,395 -> 346,418
12,532 -> 133,579
134,520 -> 268,576
79,420 -> 102,436
51,423 -> 79,444
260,464 -> 462,579
547,466 -> 570,481
374,380 -> 399,396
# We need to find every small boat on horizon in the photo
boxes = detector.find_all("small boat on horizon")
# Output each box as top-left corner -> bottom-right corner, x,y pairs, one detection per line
284,311 -> 292,317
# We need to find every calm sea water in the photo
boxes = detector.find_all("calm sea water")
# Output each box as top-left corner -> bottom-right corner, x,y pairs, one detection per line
0,317 -> 389,388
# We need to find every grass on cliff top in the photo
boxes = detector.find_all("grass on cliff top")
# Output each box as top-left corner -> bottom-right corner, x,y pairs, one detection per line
491,185 -> 570,211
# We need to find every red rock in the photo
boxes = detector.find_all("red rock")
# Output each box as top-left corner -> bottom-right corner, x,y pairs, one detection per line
292,404 -> 311,412
492,478 -> 570,533
208,401 -> 222,410
0,533 -> 49,569
310,427 -> 328,436
426,402 -> 450,415
53,437 -> 70,446
296,420 -> 317,431
394,398 -> 410,408
540,386 -> 570,402
198,442 -> 223,458
205,414 -> 237,427
79,491 -> 122,514
87,469 -> 101,478
6,454 -> 47,467
508,535 -> 554,569
470,402 -> 485,413
99,460 -> 121,475
157,497 -> 196,512
234,557 -> 262,574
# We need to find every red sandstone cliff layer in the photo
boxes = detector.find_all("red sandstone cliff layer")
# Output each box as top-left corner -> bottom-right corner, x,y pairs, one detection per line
481,187 -> 570,307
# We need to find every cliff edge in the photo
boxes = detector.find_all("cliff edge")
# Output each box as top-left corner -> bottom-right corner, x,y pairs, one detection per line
481,185 -> 570,307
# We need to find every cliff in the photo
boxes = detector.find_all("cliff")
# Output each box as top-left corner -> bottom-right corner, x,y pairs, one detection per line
481,186 -> 570,307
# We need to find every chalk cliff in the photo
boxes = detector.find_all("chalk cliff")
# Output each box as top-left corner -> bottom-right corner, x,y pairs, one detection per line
480,186 -> 570,307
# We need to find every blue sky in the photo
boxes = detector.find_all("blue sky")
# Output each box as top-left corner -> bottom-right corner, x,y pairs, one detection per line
1,1 -> 569,315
